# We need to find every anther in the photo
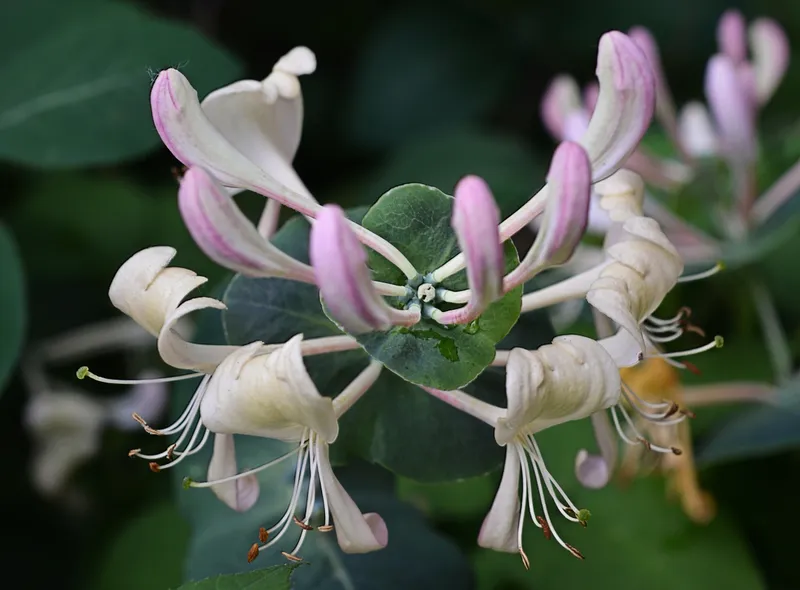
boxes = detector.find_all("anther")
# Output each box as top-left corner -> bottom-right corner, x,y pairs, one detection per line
128,448 -> 141,457
149,462 -> 161,473
293,516 -> 313,531
566,544 -> 585,560
247,544 -> 259,563
166,444 -> 177,460
519,548 -> 531,570
682,361 -> 701,375
258,527 -> 269,543
537,516 -> 552,540
318,525 -> 334,532
577,509 -> 591,527
671,447 -> 683,456
282,552 -> 303,563
638,437 -> 652,451
663,402 -> 680,419
680,408 -> 696,419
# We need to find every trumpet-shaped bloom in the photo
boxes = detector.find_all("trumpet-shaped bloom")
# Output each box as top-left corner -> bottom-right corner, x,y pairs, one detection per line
425,335 -> 623,565
195,338 -> 388,558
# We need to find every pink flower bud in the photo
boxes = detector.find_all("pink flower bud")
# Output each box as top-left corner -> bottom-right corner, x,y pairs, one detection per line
717,10 -> 748,64
705,54 -> 756,163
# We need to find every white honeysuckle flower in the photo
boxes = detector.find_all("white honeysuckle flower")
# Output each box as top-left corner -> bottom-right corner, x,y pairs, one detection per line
191,338 -> 388,560
424,336 -> 624,566
425,333 -> 703,565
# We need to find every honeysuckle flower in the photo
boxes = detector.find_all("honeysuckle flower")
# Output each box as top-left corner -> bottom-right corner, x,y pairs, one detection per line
705,54 -> 757,165
429,31 -> 656,288
504,142 -> 591,292
616,358 -> 774,523
424,332 -> 695,566
151,50 -> 419,280
429,176 -> 504,325
310,205 -> 420,333
521,171 -> 684,355
190,338 -> 388,559
178,166 -> 316,283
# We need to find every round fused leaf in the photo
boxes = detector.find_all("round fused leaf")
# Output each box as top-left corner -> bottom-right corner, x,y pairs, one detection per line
350,183 -> 522,390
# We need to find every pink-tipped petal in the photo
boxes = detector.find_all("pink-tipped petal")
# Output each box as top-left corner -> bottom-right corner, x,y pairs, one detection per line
310,205 -> 393,334
151,69 -> 316,216
580,31 -> 656,182
316,439 -> 388,553
583,83 -> 599,114
434,176 -> 504,325
749,18 -> 790,105
178,167 -> 314,281
207,433 -> 260,512
705,54 -> 756,163
506,142 -> 591,290
628,27 -> 679,149
541,75 -> 584,140
717,10 -> 748,64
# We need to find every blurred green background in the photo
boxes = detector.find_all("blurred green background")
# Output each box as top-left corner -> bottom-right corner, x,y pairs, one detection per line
3,0 -> 800,588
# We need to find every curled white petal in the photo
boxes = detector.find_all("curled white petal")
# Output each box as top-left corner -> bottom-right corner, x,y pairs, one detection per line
477,446 -> 520,552
207,433 -> 260,512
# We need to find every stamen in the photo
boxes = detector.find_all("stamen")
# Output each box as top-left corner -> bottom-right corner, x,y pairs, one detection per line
293,516 -> 314,531
247,544 -> 259,563
537,516 -> 552,540
282,552 -> 303,562
519,548 -> 531,570
677,262 -> 724,283
76,366 -> 204,384
515,445 -> 532,558
259,528 -> 269,543
318,525 -> 334,532
651,336 -> 723,359
611,405 -> 678,454
187,444 -> 303,488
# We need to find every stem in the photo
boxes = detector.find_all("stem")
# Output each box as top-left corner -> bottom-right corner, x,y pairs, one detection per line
749,279 -> 792,384
750,157 -> 800,225
421,386 -> 503,426
257,199 -> 282,239
333,361 -> 383,418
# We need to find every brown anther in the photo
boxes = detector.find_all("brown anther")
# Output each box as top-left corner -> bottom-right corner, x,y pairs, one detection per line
680,408 -> 696,419
566,543 -> 585,560
165,444 -> 177,460
663,402 -> 680,419
148,462 -> 161,473
293,516 -> 313,531
683,323 -> 706,338
638,437 -> 652,451
128,448 -> 141,457
519,547 -> 530,570
247,543 -> 259,563
536,516 -> 552,540
318,525 -> 334,532
258,527 -> 268,543
282,552 -> 303,563
671,447 -> 683,456
678,306 -> 692,319
132,413 -> 147,427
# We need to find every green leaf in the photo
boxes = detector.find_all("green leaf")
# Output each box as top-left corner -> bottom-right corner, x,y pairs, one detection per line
10,174 -> 222,282
223,213 -> 511,481
0,1 -> 241,168
473,420 -> 765,590
354,184 -> 522,390
0,223 -> 25,393
173,565 -> 299,590
345,6 -> 515,151
90,502 -> 190,590
364,129 -> 545,217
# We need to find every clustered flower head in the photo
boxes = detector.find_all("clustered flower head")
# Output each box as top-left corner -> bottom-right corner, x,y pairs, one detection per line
82,28 -> 738,567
